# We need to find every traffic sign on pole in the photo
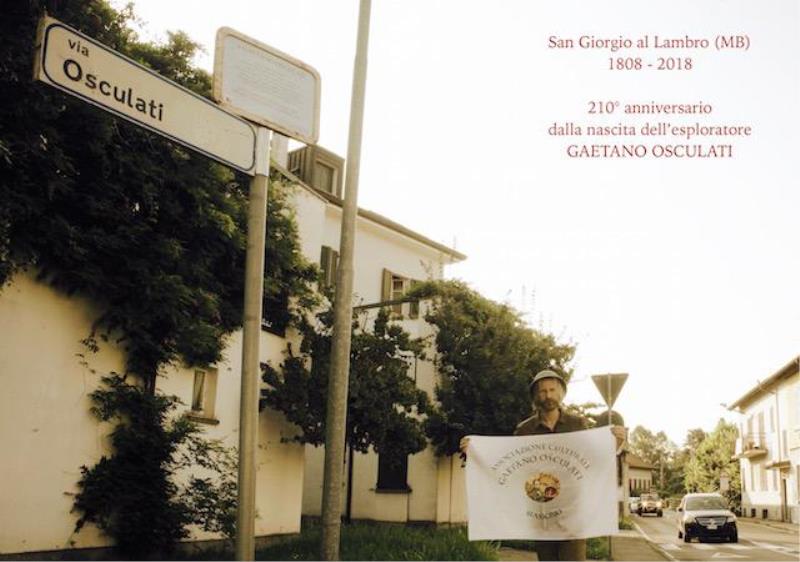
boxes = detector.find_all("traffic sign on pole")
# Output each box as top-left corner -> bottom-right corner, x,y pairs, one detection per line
34,16 -> 257,175
591,373 -> 629,409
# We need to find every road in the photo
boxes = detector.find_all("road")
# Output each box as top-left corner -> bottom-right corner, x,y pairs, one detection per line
632,509 -> 799,561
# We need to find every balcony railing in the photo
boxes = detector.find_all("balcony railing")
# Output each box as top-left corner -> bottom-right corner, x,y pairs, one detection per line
737,433 -> 768,458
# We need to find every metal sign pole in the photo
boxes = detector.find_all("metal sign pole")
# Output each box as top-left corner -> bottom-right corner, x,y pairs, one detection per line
235,126 -> 271,561
607,375 -> 613,561
320,1 -> 371,559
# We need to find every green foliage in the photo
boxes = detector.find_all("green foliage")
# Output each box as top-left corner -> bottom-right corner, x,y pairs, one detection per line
618,516 -> 635,530
628,425 -> 678,495
409,280 -> 576,456
261,307 -> 430,459
502,537 -> 608,560
683,419 -> 741,507
566,402 -> 624,427
0,0 -> 318,384
73,374 -> 237,559
586,537 -> 610,560
1,1 -> 318,556
249,521 -> 498,561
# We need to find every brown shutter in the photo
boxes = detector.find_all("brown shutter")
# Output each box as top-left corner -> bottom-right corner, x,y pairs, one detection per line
382,269 -> 392,302
409,279 -> 420,319
320,246 -> 331,286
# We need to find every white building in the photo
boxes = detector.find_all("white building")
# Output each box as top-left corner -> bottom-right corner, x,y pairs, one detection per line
627,453 -> 654,495
729,356 -> 800,523
0,142 -> 465,556
287,145 -> 469,526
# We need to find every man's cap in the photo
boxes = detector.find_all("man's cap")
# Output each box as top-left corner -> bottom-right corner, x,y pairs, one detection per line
529,369 -> 567,393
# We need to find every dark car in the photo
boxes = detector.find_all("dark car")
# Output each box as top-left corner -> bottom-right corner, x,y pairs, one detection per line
677,493 -> 738,543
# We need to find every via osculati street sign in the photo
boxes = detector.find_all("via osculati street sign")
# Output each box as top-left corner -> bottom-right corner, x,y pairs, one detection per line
591,372 -> 629,410
213,28 -> 321,145
34,16 -> 257,175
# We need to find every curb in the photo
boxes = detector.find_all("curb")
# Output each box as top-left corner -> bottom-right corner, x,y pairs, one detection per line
737,517 -> 798,534
630,520 -> 675,561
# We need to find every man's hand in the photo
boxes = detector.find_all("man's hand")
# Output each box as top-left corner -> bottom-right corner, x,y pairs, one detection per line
611,426 -> 627,450
459,436 -> 470,454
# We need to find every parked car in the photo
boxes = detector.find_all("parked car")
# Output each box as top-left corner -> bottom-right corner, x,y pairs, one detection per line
628,496 -> 640,513
638,492 -> 663,516
677,493 -> 738,543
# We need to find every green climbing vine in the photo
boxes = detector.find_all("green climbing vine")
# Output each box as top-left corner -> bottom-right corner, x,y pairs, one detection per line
1,0 -> 318,556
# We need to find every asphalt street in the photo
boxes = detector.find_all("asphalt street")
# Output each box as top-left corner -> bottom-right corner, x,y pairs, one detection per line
632,510 -> 799,561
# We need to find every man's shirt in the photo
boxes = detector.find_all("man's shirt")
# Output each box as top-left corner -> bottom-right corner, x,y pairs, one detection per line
513,408 -> 589,436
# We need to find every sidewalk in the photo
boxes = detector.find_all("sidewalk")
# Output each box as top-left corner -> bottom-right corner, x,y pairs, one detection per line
610,530 -> 670,561
737,516 -> 799,534
496,531 -> 670,561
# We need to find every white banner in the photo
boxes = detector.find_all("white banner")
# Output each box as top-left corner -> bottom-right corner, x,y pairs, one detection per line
465,427 -> 618,541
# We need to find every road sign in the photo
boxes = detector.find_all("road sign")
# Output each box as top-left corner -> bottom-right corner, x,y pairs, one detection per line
34,16 -> 257,175
213,28 -> 320,144
592,373 -> 629,408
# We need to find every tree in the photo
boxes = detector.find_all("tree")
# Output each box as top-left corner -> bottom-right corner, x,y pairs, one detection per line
409,280 -> 576,456
73,374 -> 237,559
628,425 -> 678,493
684,420 -> 741,507
261,307 -> 430,461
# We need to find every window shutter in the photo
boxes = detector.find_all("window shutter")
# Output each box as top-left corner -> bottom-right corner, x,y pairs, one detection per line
377,453 -> 409,490
320,246 -> 340,287
409,279 -> 420,319
320,246 -> 331,285
381,269 -> 392,302
331,250 -> 339,285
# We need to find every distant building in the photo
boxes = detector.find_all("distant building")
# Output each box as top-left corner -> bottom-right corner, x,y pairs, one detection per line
627,453 -> 655,494
728,356 -> 800,523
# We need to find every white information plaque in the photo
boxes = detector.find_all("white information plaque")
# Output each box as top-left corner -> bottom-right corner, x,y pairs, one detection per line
213,28 -> 320,144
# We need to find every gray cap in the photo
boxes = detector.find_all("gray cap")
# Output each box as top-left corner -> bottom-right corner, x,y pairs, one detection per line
529,369 -> 567,394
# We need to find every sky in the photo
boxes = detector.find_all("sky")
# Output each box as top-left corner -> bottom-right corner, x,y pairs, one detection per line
114,0 -> 799,446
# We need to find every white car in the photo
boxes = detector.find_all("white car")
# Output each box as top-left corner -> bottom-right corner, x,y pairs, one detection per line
677,493 -> 738,543
638,493 -> 663,516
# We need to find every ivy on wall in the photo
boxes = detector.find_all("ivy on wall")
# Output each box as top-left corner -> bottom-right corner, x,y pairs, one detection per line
0,1 -> 318,556
0,0 -> 318,389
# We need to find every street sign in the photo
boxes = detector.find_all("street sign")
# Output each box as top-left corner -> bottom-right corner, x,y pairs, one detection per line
591,373 -> 629,408
213,28 -> 320,144
719,474 -> 730,492
34,16 -> 257,175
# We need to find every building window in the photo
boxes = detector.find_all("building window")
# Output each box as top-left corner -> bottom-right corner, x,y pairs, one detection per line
320,245 -> 339,288
313,161 -> 337,194
381,269 -> 420,319
376,453 -> 410,492
189,368 -> 218,422
287,145 -> 344,197
191,370 -> 206,411
759,463 -> 767,491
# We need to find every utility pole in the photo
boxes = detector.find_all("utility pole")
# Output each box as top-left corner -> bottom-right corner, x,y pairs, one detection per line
320,1 -> 371,559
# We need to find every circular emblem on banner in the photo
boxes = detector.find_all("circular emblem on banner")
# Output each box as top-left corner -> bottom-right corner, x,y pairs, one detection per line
525,472 -> 561,503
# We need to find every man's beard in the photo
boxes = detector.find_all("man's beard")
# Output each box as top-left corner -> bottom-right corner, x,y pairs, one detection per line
536,398 -> 560,412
